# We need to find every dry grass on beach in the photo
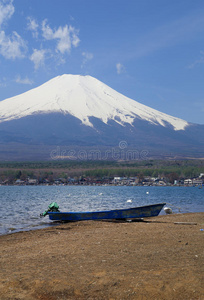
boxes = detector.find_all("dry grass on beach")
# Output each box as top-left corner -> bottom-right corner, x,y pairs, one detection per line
0,212 -> 203,300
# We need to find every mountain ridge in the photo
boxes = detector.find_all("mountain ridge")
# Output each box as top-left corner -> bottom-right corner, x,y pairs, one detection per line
0,74 -> 189,131
0,74 -> 203,160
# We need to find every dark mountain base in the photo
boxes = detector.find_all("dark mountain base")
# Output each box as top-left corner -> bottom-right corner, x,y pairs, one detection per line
0,143 -> 203,161
0,113 -> 203,160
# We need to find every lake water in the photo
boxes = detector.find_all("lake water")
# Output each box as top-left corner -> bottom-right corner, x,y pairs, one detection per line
0,185 -> 203,235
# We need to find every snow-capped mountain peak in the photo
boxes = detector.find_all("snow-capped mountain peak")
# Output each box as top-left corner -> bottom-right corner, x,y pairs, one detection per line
0,74 -> 189,131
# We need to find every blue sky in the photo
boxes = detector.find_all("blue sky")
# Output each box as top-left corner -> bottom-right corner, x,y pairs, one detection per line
0,0 -> 204,124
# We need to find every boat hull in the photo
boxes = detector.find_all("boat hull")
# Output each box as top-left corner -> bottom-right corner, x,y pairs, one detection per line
48,203 -> 166,221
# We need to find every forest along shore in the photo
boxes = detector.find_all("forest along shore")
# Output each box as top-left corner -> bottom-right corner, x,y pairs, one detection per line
0,159 -> 204,186
0,212 -> 203,300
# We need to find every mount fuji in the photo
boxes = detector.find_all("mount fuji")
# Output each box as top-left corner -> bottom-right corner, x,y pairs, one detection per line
0,74 -> 203,160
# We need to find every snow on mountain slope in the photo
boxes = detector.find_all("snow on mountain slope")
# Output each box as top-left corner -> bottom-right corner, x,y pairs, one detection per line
0,74 -> 189,130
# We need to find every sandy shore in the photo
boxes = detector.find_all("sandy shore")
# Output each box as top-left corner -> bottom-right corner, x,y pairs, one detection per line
0,212 -> 203,300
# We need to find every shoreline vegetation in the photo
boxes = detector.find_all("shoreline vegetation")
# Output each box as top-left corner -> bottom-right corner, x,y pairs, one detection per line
0,212 -> 203,299
0,159 -> 203,186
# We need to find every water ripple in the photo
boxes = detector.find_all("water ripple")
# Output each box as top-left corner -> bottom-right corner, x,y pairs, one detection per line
0,185 -> 203,235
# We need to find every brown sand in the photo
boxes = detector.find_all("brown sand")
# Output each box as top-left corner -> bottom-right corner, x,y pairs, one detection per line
0,213 -> 203,300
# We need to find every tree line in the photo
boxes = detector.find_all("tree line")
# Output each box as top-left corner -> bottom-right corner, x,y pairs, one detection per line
0,159 -> 203,184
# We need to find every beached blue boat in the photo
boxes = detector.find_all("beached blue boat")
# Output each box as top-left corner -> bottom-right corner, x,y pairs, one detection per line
45,203 -> 166,221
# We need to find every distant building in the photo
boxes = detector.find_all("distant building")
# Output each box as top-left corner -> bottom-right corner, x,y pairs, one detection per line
184,179 -> 193,185
15,179 -> 25,185
28,179 -> 38,185
192,179 -> 203,185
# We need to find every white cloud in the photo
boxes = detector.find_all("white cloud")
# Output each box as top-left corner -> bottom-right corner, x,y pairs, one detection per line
0,1 -> 27,59
15,75 -> 33,85
116,63 -> 125,74
0,0 -> 14,28
0,2 -> 80,68
0,30 -> 27,59
30,48 -> 47,70
27,17 -> 39,38
42,20 -> 80,54
188,50 -> 204,69
70,26 -> 80,47
81,51 -> 93,67
82,52 -> 93,61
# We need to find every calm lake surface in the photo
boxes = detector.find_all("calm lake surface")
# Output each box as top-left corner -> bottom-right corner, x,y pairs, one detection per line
0,185 -> 203,235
